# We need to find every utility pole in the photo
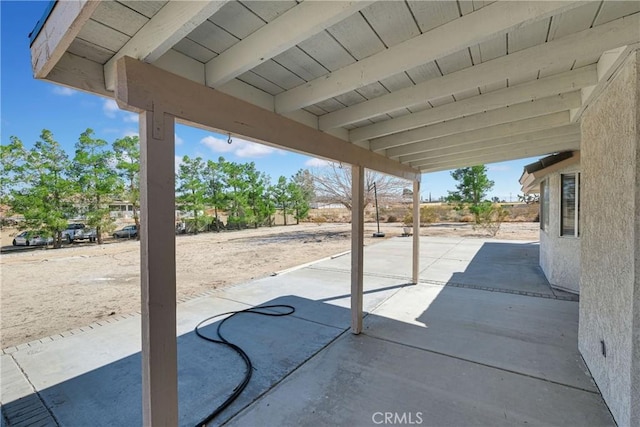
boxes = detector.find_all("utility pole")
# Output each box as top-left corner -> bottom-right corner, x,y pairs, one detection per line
368,182 -> 385,237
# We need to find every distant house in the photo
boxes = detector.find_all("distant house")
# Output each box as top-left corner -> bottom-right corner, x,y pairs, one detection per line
108,201 -> 135,219
520,152 -> 580,294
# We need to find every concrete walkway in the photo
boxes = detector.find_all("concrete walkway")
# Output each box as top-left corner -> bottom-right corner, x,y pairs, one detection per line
1,237 -> 613,426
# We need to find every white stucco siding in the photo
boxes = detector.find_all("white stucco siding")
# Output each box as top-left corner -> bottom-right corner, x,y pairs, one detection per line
539,165 -> 581,293
579,50 -> 639,427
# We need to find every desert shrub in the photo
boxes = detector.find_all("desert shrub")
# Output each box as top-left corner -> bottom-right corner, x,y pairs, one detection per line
474,203 -> 509,237
386,215 -> 397,223
312,216 -> 327,225
403,206 -> 437,226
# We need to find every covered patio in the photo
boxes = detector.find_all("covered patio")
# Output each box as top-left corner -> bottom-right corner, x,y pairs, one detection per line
2,237 -> 613,426
23,1 -> 640,425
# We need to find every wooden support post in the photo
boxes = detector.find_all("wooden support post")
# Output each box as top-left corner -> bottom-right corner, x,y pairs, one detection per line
351,165 -> 365,334
412,180 -> 421,284
139,110 -> 178,426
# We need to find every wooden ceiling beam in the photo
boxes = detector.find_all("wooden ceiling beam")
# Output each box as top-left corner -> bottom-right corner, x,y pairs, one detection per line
115,56 -> 419,181
319,12 -> 640,130
351,65 -> 596,143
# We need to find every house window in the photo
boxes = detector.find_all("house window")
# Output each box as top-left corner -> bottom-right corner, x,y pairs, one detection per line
540,179 -> 549,231
561,173 -> 579,237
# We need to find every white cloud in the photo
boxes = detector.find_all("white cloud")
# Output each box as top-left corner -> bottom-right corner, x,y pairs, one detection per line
175,134 -> 185,146
175,155 -> 184,171
123,129 -> 138,138
123,113 -> 139,123
200,135 -> 280,158
201,135 -> 235,153
236,143 -> 277,158
103,99 -> 119,118
52,86 -> 76,96
488,164 -> 511,172
305,158 -> 330,167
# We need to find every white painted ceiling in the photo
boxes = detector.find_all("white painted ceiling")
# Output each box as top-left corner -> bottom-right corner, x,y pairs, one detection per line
33,0 -> 640,173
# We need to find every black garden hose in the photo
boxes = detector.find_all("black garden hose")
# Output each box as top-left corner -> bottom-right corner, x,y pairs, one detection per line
193,304 -> 295,427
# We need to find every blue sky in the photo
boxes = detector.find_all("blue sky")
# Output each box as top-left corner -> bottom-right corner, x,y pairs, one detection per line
1,1 -> 536,202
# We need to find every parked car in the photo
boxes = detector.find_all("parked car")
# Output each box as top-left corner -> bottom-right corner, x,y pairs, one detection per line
61,223 -> 97,243
12,230 -> 53,247
113,225 -> 138,239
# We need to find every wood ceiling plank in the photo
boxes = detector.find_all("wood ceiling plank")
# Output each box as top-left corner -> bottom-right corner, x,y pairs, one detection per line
406,62 -> 442,84
240,0 -> 298,23
389,112 -> 570,159
351,65 -> 596,143
373,92 -> 581,150
78,19 -> 130,53
470,34 -> 506,64
380,72 -> 414,92
277,1 -> 584,113
405,125 -> 580,164
208,1 -> 265,39
407,0 -> 460,33
355,81 -> 389,100
93,1 -> 148,37
273,47 -> 328,82
508,18 -> 550,53
327,13 -> 386,60
104,1 -> 229,90
412,132 -> 580,163
251,60 -> 306,90
303,105 -> 327,116
548,1 -> 601,41
416,139 -> 580,172
315,98 -> 347,113
205,1 -> 374,87
594,1 -> 640,25
298,31 -> 356,72
68,38 -> 115,64
361,1 -> 420,47
188,19 -> 238,54
436,49 -> 473,74
334,91 -> 368,107
118,1 -> 166,19
172,38 -> 217,63
237,71 -> 284,95
319,12 -> 640,130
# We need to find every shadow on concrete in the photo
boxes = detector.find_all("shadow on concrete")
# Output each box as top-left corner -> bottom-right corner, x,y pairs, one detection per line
3,288 -> 613,427
425,241 -> 577,300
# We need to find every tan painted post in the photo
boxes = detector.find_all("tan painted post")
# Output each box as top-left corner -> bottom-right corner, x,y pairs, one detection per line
139,110 -> 178,426
412,180 -> 421,284
351,165 -> 364,334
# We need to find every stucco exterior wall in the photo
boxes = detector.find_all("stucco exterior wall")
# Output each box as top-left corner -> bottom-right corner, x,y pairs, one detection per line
579,50 -> 639,427
539,165 -> 581,293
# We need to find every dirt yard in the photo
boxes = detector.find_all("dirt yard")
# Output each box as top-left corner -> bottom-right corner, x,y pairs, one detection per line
1,222 -> 539,348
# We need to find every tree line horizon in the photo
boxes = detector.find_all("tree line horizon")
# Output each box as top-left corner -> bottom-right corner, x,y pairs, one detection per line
1,129 -> 318,248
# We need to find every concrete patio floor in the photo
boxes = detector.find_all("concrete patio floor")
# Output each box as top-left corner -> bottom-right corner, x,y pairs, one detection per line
1,236 -> 614,426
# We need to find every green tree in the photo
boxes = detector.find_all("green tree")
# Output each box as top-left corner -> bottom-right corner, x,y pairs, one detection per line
113,135 -> 140,238
244,162 -> 270,228
287,181 -> 310,224
73,129 -> 119,244
8,131 -> 76,248
222,160 -> 250,229
203,157 -> 228,231
272,176 -> 290,225
0,136 -> 25,206
176,155 -> 207,234
446,165 -> 495,223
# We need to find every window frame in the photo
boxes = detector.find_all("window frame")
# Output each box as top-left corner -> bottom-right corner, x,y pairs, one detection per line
560,173 -> 580,238
540,179 -> 549,232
